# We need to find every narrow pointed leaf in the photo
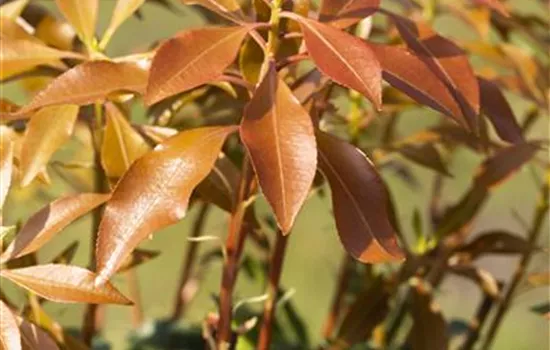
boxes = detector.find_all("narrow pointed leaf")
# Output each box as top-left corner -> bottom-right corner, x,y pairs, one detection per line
474,142 -> 539,190
20,105 -> 79,186
101,0 -> 146,47
395,143 -> 451,176
15,61 -> 148,115
0,264 -> 132,304
0,193 -> 110,263
456,231 -> 531,259
180,0 -> 246,22
145,25 -> 254,105
241,63 -> 316,233
0,300 -> 21,350
319,0 -> 380,29
316,130 -> 404,262
18,317 -> 60,350
55,0 -> 98,46
477,77 -> 523,144
0,0 -> 29,19
0,127 -> 14,209
287,14 -> 382,109
101,103 -> 150,179
96,126 -> 237,284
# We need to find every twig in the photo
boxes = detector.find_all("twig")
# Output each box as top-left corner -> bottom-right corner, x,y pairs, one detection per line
258,231 -> 289,349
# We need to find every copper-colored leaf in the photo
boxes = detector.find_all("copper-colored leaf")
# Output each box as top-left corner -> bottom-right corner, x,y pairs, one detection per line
0,37 -> 82,80
477,77 -> 523,144
145,25 -> 254,105
18,317 -> 60,350
0,193 -> 110,263
240,63 -> 316,233
101,103 -> 150,179
19,105 -> 79,186
287,14 -> 382,109
0,264 -> 131,304
55,0 -> 98,46
474,142 -> 539,190
95,126 -> 237,284
319,0 -> 380,29
101,0 -> 145,48
0,126 -> 14,209
15,61 -> 148,115
180,0 -> 246,22
389,14 -> 479,127
0,300 -> 21,350
456,231 -> 531,259
368,43 -> 462,119
316,130 -> 404,262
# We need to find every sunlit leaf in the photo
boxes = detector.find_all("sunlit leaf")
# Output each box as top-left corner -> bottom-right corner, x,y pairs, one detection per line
95,125 -> 237,284
478,77 -> 523,144
393,143 -> 451,176
241,63 -> 316,233
15,61 -> 148,115
136,124 -> 178,144
319,0 -> 380,29
145,25 -> 254,105
0,193 -> 110,263
19,105 -> 79,186
316,130 -> 404,262
34,15 -> 78,51
474,142 -> 539,190
180,0 -> 247,22
0,17 -> 37,42
101,102 -> 150,180
472,0 -> 509,17
0,0 -> 29,19
287,14 -> 382,109
18,317 -> 60,350
101,0 -> 146,49
456,231 -> 531,259
0,126 -> 14,210
55,0 -> 98,46
0,300 -> 21,350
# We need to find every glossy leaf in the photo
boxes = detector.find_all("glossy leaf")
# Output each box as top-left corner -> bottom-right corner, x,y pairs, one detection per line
101,0 -> 146,48
101,103 -> 150,179
15,61 -> 148,115
0,126 -> 14,209
456,231 -> 531,259
240,63 -> 316,233
478,77 -> 523,144
0,264 -> 132,304
180,0 -> 247,22
18,317 -> 60,350
19,105 -> 79,186
316,130 -> 404,262
288,14 -> 382,109
55,0 -> 98,46
0,193 -> 110,263
95,126 -> 237,284
145,25 -> 254,105
474,142 -> 539,190
319,0 -> 380,29
368,43 -> 462,119
0,300 -> 21,350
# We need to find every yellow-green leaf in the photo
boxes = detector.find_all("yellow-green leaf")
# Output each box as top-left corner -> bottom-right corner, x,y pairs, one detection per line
55,0 -> 98,46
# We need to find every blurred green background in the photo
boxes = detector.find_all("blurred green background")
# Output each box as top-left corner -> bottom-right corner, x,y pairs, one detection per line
2,0 -> 549,349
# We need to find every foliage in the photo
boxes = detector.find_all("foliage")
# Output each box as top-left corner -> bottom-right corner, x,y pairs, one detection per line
0,0 -> 548,349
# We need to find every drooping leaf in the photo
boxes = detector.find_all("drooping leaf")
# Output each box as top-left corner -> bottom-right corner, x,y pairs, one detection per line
240,63 -> 316,233
0,17 -> 37,42
180,0 -> 247,22
474,142 -> 539,190
55,0 -> 98,46
0,300 -> 21,350
116,249 -> 160,273
316,130 -> 404,262
101,0 -> 146,48
101,102 -> 150,180
0,193 -> 110,263
95,126 -> 237,284
368,43 -> 462,120
0,37 -> 82,80
145,25 -> 254,105
477,77 -> 523,144
15,61 -> 148,115
319,0 -> 380,29
0,126 -> 14,210
18,317 -> 60,350
0,264 -> 132,304
456,231 -> 531,260
19,105 -> 79,186
286,14 -> 382,109
0,0 -> 29,19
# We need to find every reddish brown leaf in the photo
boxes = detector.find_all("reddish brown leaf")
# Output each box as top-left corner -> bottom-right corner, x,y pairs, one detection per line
316,130 -> 404,263
95,126 -> 237,284
0,193 -> 110,263
100,0 -> 146,49
0,300 -> 21,350
456,231 -> 531,259
449,264 -> 499,298
180,0 -> 247,22
18,317 -> 60,350
319,0 -> 380,29
15,61 -> 148,115
394,143 -> 451,176
368,43 -> 462,119
474,142 -> 539,190
145,25 -> 254,105
285,14 -> 382,109
0,264 -> 132,304
240,63 -> 316,233
477,77 -> 523,144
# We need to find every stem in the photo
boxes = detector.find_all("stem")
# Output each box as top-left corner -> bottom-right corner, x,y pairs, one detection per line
257,231 -> 289,349
481,180 -> 549,350
321,255 -> 353,340
461,286 -> 501,350
266,0 -> 283,58
171,202 -> 211,321
217,158 -> 254,348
